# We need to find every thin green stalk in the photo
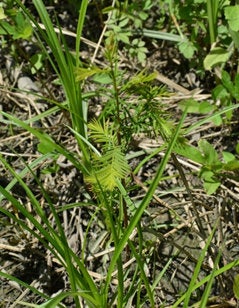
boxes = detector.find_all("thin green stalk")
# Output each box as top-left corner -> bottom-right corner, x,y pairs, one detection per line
128,240 -> 155,307
207,0 -> 219,44
199,249 -> 222,307
75,0 -> 88,69
97,187 -> 124,307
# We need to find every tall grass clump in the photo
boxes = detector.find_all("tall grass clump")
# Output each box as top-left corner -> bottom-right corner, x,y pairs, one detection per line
16,0 -> 90,164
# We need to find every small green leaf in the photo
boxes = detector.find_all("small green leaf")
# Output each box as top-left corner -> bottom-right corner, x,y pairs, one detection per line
30,53 -> 44,74
139,12 -> 148,20
204,47 -> 230,70
13,12 -> 32,39
178,40 -> 196,59
236,143 -> 239,154
117,32 -> 130,44
225,5 -> 239,31
222,151 -> 235,163
93,73 -> 112,84
229,28 -> 239,49
179,99 -> 214,114
203,180 -> 221,195
233,274 -> 239,299
175,143 -> 205,165
199,101 -> 215,113
137,50 -> 147,63
20,24 -> 32,39
201,170 -> 221,195
179,99 -> 200,113
118,17 -> 129,28
221,70 -> 234,95
211,115 -> 222,126
0,21 -> 15,35
75,66 -> 107,82
198,139 -> 219,165
0,7 -> 6,20
224,160 -> 239,171
37,134 -> 56,154
212,84 -> 229,100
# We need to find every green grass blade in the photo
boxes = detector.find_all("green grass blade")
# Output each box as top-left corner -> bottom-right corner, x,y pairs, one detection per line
185,103 -> 239,134
151,252 -> 177,292
199,249 -> 221,307
207,0 -> 219,44
75,0 -> 88,69
0,271 -> 48,300
0,152 -> 53,202
182,220 -> 218,307
0,154 -> 98,306
0,111 -> 89,174
0,185 -> 65,262
96,185 -> 124,307
128,240 -> 155,307
142,29 -> 183,42
172,258 -> 239,307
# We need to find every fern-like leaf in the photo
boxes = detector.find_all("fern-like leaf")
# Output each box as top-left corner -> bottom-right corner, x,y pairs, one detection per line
88,119 -> 117,145
86,147 -> 130,191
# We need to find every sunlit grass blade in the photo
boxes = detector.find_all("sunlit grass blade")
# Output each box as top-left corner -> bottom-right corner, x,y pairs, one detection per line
182,220 -> 218,307
0,111 -> 89,174
172,258 -> 239,307
0,271 -> 49,302
127,240 -> 155,307
185,103 -> 239,134
142,29 -> 183,42
199,249 -> 222,307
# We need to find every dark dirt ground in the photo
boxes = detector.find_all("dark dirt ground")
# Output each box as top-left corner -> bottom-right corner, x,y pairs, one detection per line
1,2 -> 239,307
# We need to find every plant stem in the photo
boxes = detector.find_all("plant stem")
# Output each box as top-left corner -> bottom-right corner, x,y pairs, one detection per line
207,0 -> 219,44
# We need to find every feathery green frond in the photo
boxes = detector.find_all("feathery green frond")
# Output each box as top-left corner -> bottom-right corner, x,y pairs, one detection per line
86,119 -> 129,191
88,119 -> 117,145
86,147 -> 129,191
